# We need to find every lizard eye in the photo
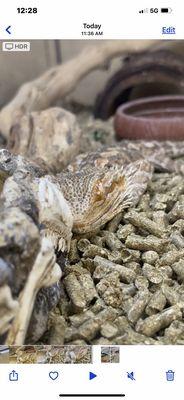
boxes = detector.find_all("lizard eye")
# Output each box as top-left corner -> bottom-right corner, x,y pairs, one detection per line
92,176 -> 125,207
91,179 -> 106,206
92,191 -> 105,207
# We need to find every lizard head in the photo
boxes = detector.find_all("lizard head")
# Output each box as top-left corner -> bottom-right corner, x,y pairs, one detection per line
58,160 -> 153,234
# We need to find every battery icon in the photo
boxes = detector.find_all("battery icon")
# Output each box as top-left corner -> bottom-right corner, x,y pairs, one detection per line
161,7 -> 172,13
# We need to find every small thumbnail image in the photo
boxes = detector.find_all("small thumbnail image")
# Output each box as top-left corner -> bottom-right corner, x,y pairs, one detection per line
0,346 -> 9,363
101,346 -> 120,363
9,345 -> 92,364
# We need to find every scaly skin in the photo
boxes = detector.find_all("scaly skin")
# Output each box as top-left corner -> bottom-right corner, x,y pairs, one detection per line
1,141 -> 184,251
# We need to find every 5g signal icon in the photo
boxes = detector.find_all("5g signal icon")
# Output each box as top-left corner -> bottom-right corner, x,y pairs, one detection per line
139,8 -> 149,13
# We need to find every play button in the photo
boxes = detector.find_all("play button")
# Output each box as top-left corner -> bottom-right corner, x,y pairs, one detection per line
89,372 -> 97,380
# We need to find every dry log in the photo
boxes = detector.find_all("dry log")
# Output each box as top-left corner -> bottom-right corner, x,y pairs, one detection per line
0,40 -> 157,139
0,285 -> 19,336
6,237 -> 62,345
8,107 -> 81,172
0,169 -> 65,343
0,206 -> 40,293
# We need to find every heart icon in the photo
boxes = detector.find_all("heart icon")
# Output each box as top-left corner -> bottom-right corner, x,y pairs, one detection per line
49,371 -> 59,381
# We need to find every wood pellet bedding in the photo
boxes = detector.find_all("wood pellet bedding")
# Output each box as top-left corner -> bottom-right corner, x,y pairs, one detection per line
42,170 -> 184,345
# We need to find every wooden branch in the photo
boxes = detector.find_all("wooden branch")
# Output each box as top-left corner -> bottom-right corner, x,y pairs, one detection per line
6,237 -> 62,345
8,107 -> 81,172
0,40 -> 158,139
0,285 -> 19,336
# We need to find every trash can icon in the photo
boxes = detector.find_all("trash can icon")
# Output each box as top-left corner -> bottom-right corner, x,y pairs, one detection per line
166,370 -> 175,381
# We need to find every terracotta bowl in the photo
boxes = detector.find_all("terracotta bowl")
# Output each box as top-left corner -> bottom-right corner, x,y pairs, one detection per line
114,96 -> 184,141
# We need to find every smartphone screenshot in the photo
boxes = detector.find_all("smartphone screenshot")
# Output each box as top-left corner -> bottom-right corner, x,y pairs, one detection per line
0,1 -> 184,399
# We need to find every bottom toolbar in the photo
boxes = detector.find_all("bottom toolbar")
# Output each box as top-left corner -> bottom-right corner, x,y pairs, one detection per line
0,346 -> 183,400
